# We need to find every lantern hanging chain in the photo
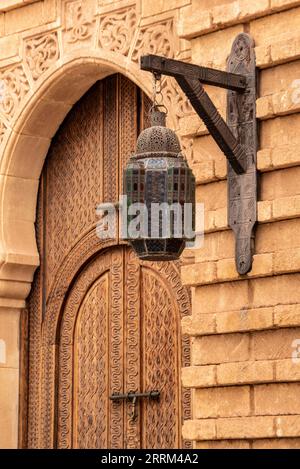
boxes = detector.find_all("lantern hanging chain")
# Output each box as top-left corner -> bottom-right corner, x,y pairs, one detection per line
151,72 -> 168,114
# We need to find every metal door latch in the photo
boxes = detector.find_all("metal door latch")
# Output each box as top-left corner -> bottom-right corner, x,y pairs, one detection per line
110,390 -> 160,421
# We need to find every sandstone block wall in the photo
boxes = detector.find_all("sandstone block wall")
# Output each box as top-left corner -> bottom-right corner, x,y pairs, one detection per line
179,0 -> 300,449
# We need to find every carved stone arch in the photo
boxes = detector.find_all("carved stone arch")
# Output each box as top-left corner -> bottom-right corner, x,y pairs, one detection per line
0,52 -> 153,306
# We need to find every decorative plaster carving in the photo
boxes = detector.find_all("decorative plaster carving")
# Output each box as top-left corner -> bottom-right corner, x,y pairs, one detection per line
0,119 -> 7,145
162,77 -> 194,129
131,19 -> 174,63
0,66 -> 30,121
25,32 -> 60,80
181,137 -> 194,162
65,1 -> 94,44
99,7 -> 137,56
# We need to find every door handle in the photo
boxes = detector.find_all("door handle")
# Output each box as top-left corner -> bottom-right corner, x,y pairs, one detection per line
109,390 -> 160,422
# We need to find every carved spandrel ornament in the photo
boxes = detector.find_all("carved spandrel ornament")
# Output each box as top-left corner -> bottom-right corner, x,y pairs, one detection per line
180,136 -> 194,162
162,77 -> 194,130
64,0 -> 95,44
227,33 -> 257,275
0,65 -> 30,121
131,19 -> 174,63
25,32 -> 60,81
0,119 -> 8,146
98,7 -> 137,56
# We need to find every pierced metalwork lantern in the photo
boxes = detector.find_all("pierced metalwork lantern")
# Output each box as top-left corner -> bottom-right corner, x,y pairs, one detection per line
123,107 -> 195,261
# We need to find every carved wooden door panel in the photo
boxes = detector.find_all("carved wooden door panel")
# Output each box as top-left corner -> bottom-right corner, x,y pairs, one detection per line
58,246 -> 187,449
26,74 -> 191,449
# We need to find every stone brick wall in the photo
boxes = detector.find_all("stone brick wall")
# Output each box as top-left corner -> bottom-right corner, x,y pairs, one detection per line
179,0 -> 300,449
0,0 -> 299,449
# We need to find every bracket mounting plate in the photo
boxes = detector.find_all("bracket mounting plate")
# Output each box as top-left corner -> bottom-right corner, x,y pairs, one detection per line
227,33 -> 257,275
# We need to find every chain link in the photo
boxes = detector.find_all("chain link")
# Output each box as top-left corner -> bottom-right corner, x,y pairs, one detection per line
151,72 -> 168,114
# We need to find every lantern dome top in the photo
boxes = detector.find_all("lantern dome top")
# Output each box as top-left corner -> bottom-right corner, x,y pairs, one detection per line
135,108 -> 181,158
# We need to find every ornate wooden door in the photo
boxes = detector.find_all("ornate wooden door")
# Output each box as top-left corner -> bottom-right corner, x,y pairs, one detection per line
26,74 -> 191,449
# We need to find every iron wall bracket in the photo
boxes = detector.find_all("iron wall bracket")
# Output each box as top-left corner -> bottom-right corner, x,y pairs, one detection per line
140,33 -> 257,275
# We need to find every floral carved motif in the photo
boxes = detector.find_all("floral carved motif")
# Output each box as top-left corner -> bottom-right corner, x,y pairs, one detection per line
162,77 -> 194,129
25,32 -> 60,80
131,19 -> 174,63
65,1 -> 94,44
0,119 -> 7,145
99,7 -> 137,56
0,66 -> 30,121
181,137 -> 194,162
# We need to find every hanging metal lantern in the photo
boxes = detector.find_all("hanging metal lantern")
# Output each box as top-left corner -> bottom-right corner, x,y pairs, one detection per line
123,104 -> 195,261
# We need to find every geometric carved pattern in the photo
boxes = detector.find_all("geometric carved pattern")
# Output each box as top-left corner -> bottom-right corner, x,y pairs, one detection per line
54,246 -> 191,449
44,81 -> 106,295
141,268 -> 179,448
26,75 -> 191,448
124,249 -> 141,448
99,7 -> 137,56
73,276 -> 109,448
25,32 -> 60,80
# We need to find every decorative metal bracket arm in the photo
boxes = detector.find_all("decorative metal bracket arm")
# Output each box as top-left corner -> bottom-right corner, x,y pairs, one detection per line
140,33 -> 258,275
141,54 -> 247,175
175,76 -> 246,174
140,54 -> 247,91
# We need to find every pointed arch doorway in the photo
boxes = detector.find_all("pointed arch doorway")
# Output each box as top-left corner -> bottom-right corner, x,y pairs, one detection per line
25,74 -> 191,449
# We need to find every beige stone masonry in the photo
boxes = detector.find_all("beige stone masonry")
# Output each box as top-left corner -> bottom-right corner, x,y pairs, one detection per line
181,246 -> 300,286
182,307 -> 273,336
0,307 -> 20,448
182,358 -> 300,388
183,415 -> 300,440
200,193 -> 300,235
193,274 -> 300,315
0,1 -> 39,14
191,25 -> 244,70
256,36 -> 300,68
182,303 -> 300,336
189,34 -> 300,73
193,214 -> 300,262
193,145 -> 300,185
197,438 -> 300,448
181,0 -> 300,449
257,90 -> 300,120
178,0 -> 300,39
3,1 -> 55,36
182,361 -> 274,388
254,383 -> 300,415
252,439 -> 300,449
196,439 -> 251,448
194,386 -> 251,419
141,0 -> 190,18
257,145 -> 300,173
